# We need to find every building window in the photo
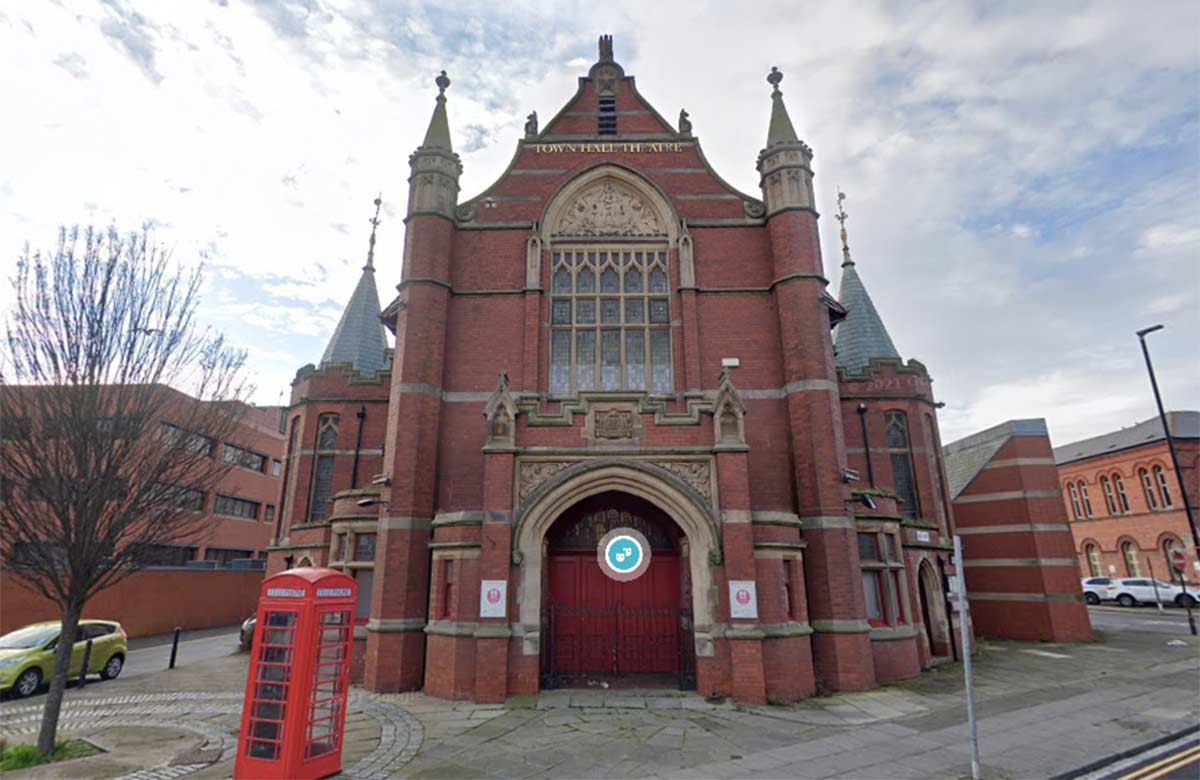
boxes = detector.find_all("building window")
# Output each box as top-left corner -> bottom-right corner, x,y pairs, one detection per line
353,533 -> 377,562
1112,473 -> 1130,513
858,531 -> 906,628
782,559 -> 798,620
214,494 -> 260,520
308,414 -> 340,522
204,547 -> 254,567
1162,538 -> 1182,575
332,533 -> 346,562
271,459 -> 282,477
1085,544 -> 1101,577
441,559 -> 455,619
549,247 -> 672,395
264,504 -> 275,524
278,417 -> 300,531
885,412 -> 920,519
598,96 -> 617,135
1067,482 -> 1082,520
159,421 -> 215,457
1078,481 -> 1093,518
223,443 -> 267,472
1122,541 -> 1141,577
1153,466 -> 1173,508
1138,468 -> 1158,511
923,414 -> 948,527
355,569 -> 373,620
1100,476 -> 1117,515
133,544 -> 197,567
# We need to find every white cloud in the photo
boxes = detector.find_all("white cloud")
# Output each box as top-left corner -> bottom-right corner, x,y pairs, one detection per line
0,0 -> 1197,447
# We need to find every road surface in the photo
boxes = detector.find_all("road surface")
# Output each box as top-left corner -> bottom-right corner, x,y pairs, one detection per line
1087,604 -> 1197,637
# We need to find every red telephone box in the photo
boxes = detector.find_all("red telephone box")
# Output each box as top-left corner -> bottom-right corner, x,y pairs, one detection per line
234,567 -> 356,780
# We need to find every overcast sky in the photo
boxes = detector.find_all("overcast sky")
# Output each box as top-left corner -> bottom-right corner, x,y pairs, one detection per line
2,1 -> 1197,446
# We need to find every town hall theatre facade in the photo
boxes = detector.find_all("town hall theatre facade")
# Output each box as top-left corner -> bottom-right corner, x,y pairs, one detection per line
268,38 -> 963,704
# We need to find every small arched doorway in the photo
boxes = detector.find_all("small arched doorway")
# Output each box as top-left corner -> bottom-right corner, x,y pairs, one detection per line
541,491 -> 694,689
916,560 -> 948,659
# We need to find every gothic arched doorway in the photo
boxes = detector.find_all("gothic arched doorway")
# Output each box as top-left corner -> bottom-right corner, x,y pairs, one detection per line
917,560 -> 948,659
541,491 -> 695,689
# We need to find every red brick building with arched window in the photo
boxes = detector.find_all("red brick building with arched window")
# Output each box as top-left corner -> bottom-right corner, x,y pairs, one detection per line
266,38 -> 1084,704
1055,411 -> 1199,584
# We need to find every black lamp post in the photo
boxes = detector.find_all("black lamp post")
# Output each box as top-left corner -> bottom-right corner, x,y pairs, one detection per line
1136,326 -> 1199,552
1137,325 -> 1198,637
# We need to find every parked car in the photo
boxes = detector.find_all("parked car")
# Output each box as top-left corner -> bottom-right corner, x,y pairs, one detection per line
239,615 -> 256,650
0,620 -> 127,698
1081,577 -> 1118,605
1111,578 -> 1198,608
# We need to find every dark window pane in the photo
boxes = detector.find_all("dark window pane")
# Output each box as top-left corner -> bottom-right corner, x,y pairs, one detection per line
649,299 -> 669,324
650,330 -> 671,392
551,299 -> 571,324
858,533 -> 879,561
309,456 -> 335,522
552,268 -> 571,293
625,299 -> 644,323
624,267 -> 642,292
600,267 -> 619,293
648,267 -> 668,293
891,453 -> 919,518
600,298 -> 620,323
550,331 -> 570,394
625,331 -> 646,390
576,299 -> 595,324
577,268 -> 595,293
600,331 -> 620,390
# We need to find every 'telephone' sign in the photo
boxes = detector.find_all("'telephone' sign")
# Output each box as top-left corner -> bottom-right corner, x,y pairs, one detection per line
597,528 -> 651,582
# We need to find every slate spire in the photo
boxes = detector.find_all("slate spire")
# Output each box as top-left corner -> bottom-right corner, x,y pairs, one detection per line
765,66 -> 800,148
832,191 -> 900,372
420,71 -> 453,151
319,197 -> 389,376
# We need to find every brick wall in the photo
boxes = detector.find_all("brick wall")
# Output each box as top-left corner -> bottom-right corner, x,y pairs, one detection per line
1,568 -> 262,637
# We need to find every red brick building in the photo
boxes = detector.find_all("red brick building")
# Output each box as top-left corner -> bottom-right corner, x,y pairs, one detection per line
943,419 -> 1092,643
1055,411 -> 1199,584
269,39 -> 970,704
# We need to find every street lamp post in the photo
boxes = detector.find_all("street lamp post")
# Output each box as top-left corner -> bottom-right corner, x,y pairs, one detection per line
1136,326 -> 1199,553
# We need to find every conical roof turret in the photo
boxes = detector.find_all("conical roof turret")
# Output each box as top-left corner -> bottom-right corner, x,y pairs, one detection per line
833,191 -> 901,372
319,197 -> 389,376
420,71 -> 453,151
765,66 -> 800,148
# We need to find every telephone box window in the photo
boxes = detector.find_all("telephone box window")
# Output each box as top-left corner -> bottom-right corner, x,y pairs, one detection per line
245,610 -> 297,760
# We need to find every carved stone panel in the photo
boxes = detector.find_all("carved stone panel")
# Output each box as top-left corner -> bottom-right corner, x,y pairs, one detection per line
518,460 -> 574,502
582,403 -> 644,444
553,181 -> 666,238
654,460 -> 712,507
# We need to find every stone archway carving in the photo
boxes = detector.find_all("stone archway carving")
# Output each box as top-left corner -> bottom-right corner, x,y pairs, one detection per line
512,460 -> 721,658
541,164 -> 680,243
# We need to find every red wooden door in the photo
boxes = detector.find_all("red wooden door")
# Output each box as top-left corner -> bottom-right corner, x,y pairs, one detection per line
547,551 -> 680,675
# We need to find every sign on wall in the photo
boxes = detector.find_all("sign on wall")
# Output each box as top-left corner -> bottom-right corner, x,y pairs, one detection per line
479,580 -> 507,618
728,580 -> 758,619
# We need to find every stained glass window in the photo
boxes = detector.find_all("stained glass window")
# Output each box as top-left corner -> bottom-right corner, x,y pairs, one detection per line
548,246 -> 672,395
885,412 -> 920,519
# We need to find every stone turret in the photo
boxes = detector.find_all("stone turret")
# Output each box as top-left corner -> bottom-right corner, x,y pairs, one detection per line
407,71 -> 461,221
756,67 -> 816,217
832,192 -> 901,373
319,197 -> 390,377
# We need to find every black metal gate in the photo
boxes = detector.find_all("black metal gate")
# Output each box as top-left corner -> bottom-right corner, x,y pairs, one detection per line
540,605 -> 696,690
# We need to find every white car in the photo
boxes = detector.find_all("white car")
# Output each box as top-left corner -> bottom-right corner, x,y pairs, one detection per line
1080,577 -> 1117,605
1111,578 -> 1198,608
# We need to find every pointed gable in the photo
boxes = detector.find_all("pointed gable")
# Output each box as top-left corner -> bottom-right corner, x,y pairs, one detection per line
539,37 -> 679,139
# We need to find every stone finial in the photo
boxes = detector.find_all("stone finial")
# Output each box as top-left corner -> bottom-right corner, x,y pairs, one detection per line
835,189 -> 853,268
767,66 -> 783,94
598,34 -> 614,63
524,111 -> 539,139
678,109 -> 692,136
435,70 -> 450,95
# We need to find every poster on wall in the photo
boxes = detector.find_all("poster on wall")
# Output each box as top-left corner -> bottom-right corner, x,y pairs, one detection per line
728,580 -> 758,619
479,580 -> 507,618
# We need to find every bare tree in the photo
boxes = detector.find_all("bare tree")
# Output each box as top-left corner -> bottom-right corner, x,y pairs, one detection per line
0,226 -> 250,754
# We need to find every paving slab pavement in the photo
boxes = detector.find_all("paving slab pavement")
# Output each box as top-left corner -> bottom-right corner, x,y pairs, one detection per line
0,616 -> 1195,778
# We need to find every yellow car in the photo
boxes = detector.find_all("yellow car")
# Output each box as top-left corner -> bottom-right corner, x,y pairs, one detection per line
0,620 -> 128,698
